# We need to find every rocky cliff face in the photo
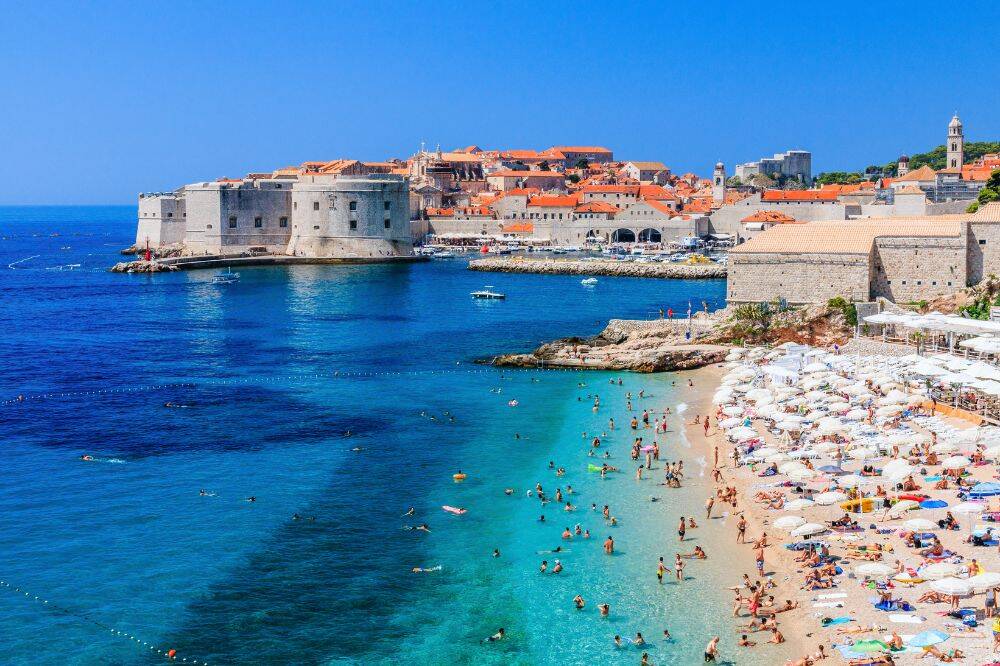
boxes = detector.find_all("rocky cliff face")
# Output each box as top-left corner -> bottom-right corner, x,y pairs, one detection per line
487,318 -> 729,372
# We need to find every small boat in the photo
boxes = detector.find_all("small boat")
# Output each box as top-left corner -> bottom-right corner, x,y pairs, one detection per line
211,268 -> 240,284
433,251 -> 455,259
581,277 -> 598,286
471,286 -> 505,299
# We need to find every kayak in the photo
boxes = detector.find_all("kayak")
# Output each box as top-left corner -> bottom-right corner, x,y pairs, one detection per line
442,505 -> 467,515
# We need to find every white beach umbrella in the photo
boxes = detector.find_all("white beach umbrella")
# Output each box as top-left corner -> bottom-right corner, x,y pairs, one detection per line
728,426 -> 758,441
803,362 -> 828,373
765,453 -> 792,464
805,390 -> 827,401
969,572 -> 1000,593
752,446 -> 779,458
882,460 -> 915,482
887,499 -> 919,516
837,474 -> 872,488
929,576 -> 973,595
719,417 -> 743,429
856,563 -> 895,577
814,491 -> 848,505
848,446 -> 879,460
941,456 -> 971,468
775,420 -> 803,432
773,515 -> 806,530
778,461 -> 807,474
904,518 -> 937,531
876,405 -> 904,417
931,442 -> 959,454
791,522 -> 827,537
921,563 -> 964,580
746,388 -> 772,401
827,401 -> 851,412
785,498 -> 816,511
984,445 -> 1000,460
951,502 -> 985,516
787,468 -> 818,482
845,409 -> 868,421
721,406 -> 744,417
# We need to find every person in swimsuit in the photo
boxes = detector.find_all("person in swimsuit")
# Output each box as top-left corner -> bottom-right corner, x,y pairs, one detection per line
705,636 -> 719,662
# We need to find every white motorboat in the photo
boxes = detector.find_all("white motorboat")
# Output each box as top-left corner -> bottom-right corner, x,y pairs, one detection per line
211,268 -> 240,284
433,251 -> 456,258
581,277 -> 598,286
471,286 -> 505,299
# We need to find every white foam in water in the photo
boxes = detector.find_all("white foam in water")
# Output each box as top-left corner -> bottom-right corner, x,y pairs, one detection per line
676,403 -> 691,448
675,402 -> 688,414
695,455 -> 707,477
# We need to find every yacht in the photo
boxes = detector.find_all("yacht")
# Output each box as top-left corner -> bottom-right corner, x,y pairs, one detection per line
471,286 -> 506,299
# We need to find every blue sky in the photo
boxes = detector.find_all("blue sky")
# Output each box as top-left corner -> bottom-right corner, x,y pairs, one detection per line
1,1 -> 998,204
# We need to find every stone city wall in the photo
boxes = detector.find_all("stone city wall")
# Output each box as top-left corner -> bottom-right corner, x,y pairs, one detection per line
726,252 -> 870,304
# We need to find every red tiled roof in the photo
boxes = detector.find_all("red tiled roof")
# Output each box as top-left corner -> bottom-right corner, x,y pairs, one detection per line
488,170 -> 565,178
502,222 -> 534,233
741,210 -> 799,223
550,146 -> 612,154
574,202 -> 618,213
504,188 -> 541,197
528,194 -> 579,208
580,184 -> 676,200
644,199 -> 677,216
426,207 -> 454,217
761,189 -> 839,202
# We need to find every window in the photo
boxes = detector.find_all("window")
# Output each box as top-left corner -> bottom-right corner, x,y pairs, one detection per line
948,281 -> 953,286
384,201 -> 391,211
384,219 -> 391,229
313,225 -> 319,230
167,212 -> 173,218
349,201 -> 357,211
275,184 -> 282,189
294,201 -> 298,210
313,201 -> 320,211
980,239 -> 987,245
901,280 -> 907,285
916,280 -> 922,285
932,281 -> 937,285
228,216 -> 237,229
279,217 -> 288,228
350,220 -> 357,230
254,217 -> 262,228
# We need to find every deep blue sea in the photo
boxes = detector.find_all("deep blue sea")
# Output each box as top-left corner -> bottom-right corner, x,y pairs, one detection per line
0,207 -> 739,665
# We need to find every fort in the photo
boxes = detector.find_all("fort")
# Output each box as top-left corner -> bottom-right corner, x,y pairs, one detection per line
135,172 -> 416,263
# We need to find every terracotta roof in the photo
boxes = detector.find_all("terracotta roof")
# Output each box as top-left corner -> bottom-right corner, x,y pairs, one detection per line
488,170 -> 565,178
580,184 -> 676,200
574,201 -> 618,213
528,195 -> 579,208
500,149 -> 541,159
426,207 -> 454,217
761,189 -> 839,202
502,222 -> 534,233
550,146 -> 612,154
626,161 -> 668,170
504,188 -> 541,197
644,200 -> 677,216
683,198 -> 714,213
895,185 -> 925,195
972,202 -> 1000,222
962,166 -> 999,182
731,217 -> 965,255
740,210 -> 798,224
894,165 -> 937,182
435,152 -> 484,163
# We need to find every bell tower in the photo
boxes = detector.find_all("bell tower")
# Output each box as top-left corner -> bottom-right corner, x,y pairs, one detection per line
947,113 -> 964,169
712,162 -> 726,203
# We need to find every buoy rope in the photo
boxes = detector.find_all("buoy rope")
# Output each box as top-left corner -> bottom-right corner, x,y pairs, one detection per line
0,578 -> 210,664
0,365 -> 586,408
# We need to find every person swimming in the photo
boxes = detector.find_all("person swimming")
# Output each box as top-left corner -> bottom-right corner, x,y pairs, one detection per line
411,565 -> 442,573
483,628 -> 505,643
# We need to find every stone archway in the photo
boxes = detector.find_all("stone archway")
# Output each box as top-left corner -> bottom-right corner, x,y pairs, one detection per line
611,228 -> 636,243
638,228 -> 661,243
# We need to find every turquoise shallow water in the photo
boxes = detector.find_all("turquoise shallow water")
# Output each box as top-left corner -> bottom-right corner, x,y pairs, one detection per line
0,207 -> 736,665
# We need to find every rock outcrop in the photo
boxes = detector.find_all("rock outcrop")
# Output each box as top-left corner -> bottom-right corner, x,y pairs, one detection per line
109,260 -> 178,274
486,319 -> 729,372
120,243 -> 185,259
468,257 -> 726,279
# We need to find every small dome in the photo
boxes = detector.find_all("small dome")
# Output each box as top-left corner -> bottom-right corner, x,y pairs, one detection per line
898,155 -> 909,162
715,161 -> 724,169
949,114 -> 962,128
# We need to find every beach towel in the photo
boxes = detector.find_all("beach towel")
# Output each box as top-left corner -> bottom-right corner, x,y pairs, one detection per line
821,616 -> 853,627
888,613 -> 925,623
816,592 -> 848,599
813,602 -> 843,608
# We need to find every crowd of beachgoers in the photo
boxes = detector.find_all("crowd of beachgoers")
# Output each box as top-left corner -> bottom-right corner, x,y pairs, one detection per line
711,343 -> 1000,665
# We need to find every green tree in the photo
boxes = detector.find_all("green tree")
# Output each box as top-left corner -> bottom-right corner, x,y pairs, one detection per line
538,160 -> 550,171
968,169 -> 1000,213
574,158 -> 590,169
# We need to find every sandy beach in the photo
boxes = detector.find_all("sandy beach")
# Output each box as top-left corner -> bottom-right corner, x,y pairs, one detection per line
701,344 -> 1000,666
680,363 -> 811,663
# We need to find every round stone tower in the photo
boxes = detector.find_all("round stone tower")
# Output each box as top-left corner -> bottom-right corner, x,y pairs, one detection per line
286,174 -> 413,259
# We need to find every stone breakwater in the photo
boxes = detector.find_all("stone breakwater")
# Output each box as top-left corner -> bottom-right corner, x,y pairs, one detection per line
486,318 -> 729,372
468,257 -> 726,279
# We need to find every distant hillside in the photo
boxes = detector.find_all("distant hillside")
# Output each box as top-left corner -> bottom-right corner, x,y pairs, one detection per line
816,141 -> 1000,185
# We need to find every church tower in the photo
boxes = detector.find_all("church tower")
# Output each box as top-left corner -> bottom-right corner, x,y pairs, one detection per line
712,162 -> 726,203
897,155 -> 910,177
947,113 -> 964,169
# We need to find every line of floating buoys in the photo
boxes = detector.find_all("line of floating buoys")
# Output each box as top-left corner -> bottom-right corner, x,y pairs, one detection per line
0,579 -> 209,664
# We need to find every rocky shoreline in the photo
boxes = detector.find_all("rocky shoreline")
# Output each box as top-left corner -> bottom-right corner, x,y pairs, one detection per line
110,260 -> 178,273
485,318 -> 729,372
468,256 -> 726,279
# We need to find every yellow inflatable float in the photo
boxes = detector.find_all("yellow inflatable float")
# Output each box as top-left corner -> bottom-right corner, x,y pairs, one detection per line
839,498 -> 877,512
